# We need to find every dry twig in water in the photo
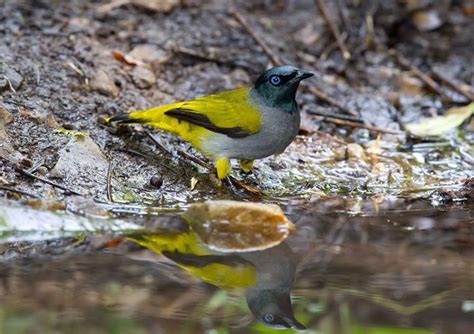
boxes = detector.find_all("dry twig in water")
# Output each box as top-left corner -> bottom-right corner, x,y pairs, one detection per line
323,116 -> 403,135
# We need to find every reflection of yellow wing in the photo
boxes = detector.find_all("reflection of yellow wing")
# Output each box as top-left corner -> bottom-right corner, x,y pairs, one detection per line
128,230 -> 256,290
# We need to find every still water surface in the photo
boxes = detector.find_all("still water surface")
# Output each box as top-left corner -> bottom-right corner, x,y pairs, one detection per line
0,199 -> 472,333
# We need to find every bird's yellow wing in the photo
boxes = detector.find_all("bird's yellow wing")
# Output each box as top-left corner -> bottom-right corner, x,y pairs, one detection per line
168,87 -> 261,137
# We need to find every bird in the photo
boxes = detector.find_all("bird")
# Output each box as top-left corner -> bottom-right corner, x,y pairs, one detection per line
128,224 -> 305,330
107,65 -> 313,180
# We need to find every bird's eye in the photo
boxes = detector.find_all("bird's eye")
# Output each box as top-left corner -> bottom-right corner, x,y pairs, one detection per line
269,75 -> 281,86
263,314 -> 274,323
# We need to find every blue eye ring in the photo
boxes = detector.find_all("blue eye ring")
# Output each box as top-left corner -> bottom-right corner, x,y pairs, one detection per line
269,75 -> 281,86
263,314 -> 274,323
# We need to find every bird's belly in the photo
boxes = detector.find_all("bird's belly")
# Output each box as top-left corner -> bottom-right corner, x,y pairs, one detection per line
200,114 -> 299,160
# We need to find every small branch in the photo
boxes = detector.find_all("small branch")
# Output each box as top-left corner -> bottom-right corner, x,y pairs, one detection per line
145,131 -> 171,155
307,108 -> 362,123
106,162 -> 114,203
430,69 -> 474,101
307,86 -> 359,117
0,185 -> 40,198
315,130 -> 348,145
393,51 -> 453,102
17,167 -> 83,196
315,0 -> 351,60
230,6 -> 282,66
177,150 -> 211,169
323,116 -> 404,135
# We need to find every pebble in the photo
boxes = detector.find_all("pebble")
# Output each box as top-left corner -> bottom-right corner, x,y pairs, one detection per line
0,66 -> 24,91
347,143 -> 366,161
90,70 -> 118,97
132,66 -> 156,89
0,106 -> 14,124
150,174 -> 164,188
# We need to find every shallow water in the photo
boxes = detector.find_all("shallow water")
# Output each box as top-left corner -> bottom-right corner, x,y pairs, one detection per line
1,199 -> 472,334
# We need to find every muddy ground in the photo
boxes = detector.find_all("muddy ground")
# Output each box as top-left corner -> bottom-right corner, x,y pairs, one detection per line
0,0 -> 473,332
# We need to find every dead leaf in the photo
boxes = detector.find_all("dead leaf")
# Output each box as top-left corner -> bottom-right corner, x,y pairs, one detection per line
183,200 -> 295,252
405,102 -> 474,136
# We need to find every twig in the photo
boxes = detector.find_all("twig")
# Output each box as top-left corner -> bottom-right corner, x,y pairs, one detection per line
393,51 -> 453,102
17,167 -> 83,196
315,130 -> 348,145
323,116 -> 404,135
307,109 -> 362,123
26,159 -> 44,174
230,6 -> 282,66
145,131 -> 171,155
106,162 -> 114,203
315,0 -> 351,60
307,86 -> 359,117
0,185 -> 40,198
430,69 -> 474,101
177,150 -> 211,169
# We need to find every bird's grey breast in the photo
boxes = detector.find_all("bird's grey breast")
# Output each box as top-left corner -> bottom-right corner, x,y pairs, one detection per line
201,94 -> 300,160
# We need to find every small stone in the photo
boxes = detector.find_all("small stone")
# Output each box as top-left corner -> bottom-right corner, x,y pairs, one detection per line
46,114 -> 60,128
127,44 -> 169,64
0,67 -> 24,91
150,174 -> 163,188
19,158 -> 33,168
0,106 -> 14,124
347,143 -> 365,161
371,162 -> 386,175
333,146 -> 347,161
411,9 -> 443,32
132,66 -> 156,89
37,166 -> 48,175
90,70 -> 118,97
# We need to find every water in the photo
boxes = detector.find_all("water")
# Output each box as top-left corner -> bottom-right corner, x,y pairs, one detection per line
0,198 -> 472,334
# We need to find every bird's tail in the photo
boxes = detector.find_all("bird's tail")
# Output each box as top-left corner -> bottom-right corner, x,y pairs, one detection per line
106,104 -> 207,149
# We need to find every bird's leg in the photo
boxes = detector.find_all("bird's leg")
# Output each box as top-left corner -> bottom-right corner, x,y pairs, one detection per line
215,157 -> 231,180
239,159 -> 254,173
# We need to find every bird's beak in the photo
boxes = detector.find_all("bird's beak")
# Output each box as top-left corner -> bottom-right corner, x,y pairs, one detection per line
284,317 -> 307,330
297,70 -> 314,80
291,70 -> 314,84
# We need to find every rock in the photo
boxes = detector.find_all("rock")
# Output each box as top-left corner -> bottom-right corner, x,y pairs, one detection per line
347,143 -> 365,161
0,106 -> 14,124
127,44 -> 169,65
149,174 -> 163,188
0,65 -> 24,91
52,135 -> 109,195
90,70 -> 118,97
0,124 -> 25,163
411,9 -> 443,32
132,66 -> 156,89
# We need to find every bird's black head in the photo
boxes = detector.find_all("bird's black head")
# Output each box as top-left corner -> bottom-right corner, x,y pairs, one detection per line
253,65 -> 313,112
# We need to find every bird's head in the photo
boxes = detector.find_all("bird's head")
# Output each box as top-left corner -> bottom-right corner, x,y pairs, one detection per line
246,288 -> 306,330
253,65 -> 313,112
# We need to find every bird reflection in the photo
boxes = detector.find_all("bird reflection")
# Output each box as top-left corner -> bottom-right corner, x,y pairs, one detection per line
128,222 -> 305,330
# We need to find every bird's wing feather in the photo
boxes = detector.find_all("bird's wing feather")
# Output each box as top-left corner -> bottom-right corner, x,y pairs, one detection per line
165,87 -> 261,137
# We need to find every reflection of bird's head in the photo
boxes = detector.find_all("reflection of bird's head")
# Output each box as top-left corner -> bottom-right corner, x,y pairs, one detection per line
245,288 -> 306,330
